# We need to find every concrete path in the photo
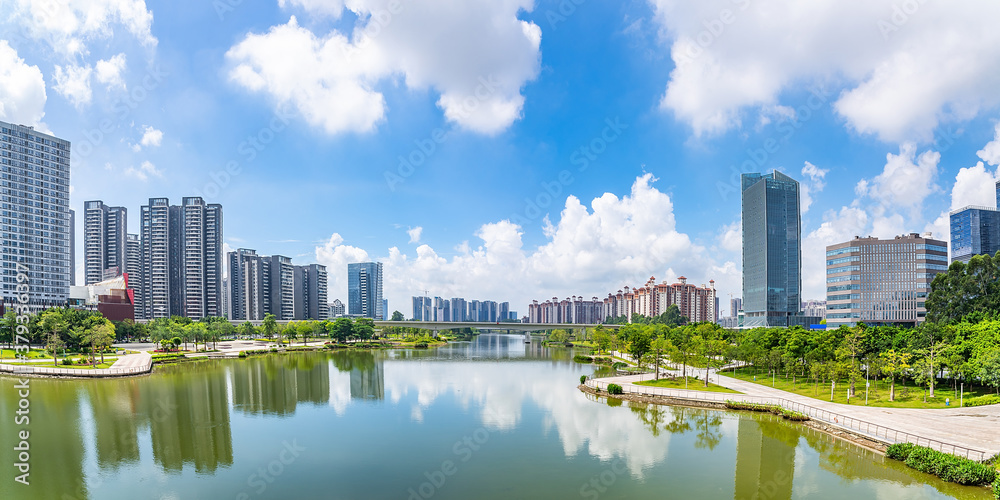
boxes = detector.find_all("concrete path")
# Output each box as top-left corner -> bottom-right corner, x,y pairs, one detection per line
593,360 -> 1000,460
110,352 -> 152,371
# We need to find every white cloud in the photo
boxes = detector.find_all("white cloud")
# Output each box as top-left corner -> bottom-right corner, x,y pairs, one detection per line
139,125 -> 162,147
316,234 -> 370,302
278,0 -> 345,17
978,122 -> 1000,166
52,63 -> 93,108
10,0 -> 156,56
227,1 -> 541,135
718,220 -> 741,254
0,41 -> 47,128
316,175 -> 741,315
859,143 -> 940,216
123,160 -> 162,181
948,161 -> 999,211
407,226 -> 423,244
799,161 -> 828,214
650,0 -> 1000,141
94,53 -> 127,90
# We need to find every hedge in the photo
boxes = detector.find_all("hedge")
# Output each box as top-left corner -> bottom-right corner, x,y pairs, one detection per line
886,443 -> 997,486
724,401 -> 810,422
964,394 -> 1000,408
573,355 -> 594,363
607,384 -> 624,395
993,476 -> 998,499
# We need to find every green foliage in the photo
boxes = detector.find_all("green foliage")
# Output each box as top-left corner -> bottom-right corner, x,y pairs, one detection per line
414,341 -> 429,349
607,383 -> 623,395
238,351 -> 247,358
580,375 -> 587,384
963,394 -> 1000,407
993,476 -> 999,500
889,443 -> 998,485
926,252 -> 1000,324
391,310 -> 405,321
573,354 -> 594,363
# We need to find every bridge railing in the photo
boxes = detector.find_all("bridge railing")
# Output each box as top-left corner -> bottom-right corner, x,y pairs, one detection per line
0,361 -> 152,378
584,375 -> 992,462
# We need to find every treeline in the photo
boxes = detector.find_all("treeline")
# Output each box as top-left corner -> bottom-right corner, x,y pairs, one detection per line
595,319 -> 1000,397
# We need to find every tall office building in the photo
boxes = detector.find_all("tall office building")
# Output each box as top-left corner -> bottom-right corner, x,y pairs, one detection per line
741,171 -> 808,328
412,295 -> 432,321
0,121 -> 72,312
826,233 -> 948,328
950,181 -> 1000,263
83,200 -> 127,284
382,299 -> 388,322
294,263 -> 328,320
139,197 -> 223,319
348,262 -> 383,320
126,233 -> 141,310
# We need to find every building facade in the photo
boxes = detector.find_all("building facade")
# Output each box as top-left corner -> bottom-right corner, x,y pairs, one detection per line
0,121 -> 72,313
329,298 -> 346,318
294,263 -> 328,320
598,276 -> 718,324
742,171 -> 807,328
825,233 -> 948,328
950,182 -> 1000,263
83,200 -> 127,284
348,262 -> 383,320
412,295 -> 432,321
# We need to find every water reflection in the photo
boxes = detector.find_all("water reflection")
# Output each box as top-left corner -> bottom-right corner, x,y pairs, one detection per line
0,335 -> 992,500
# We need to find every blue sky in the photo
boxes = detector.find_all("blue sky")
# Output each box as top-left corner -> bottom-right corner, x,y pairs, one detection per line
3,0 -> 1000,316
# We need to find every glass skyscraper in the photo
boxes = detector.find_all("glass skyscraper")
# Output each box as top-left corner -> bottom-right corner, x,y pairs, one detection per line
741,171 -> 802,328
348,262 -> 383,320
949,181 -> 1000,263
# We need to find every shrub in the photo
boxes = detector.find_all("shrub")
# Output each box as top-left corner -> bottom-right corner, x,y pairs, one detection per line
61,358 -> 73,366
580,375 -> 587,384
891,443 -> 997,486
414,342 -> 429,349
607,383 -> 624,395
611,362 -> 628,369
885,443 -> 917,461
238,351 -> 247,358
993,476 -> 998,500
593,357 -> 612,365
573,355 -> 594,363
964,394 -> 1000,407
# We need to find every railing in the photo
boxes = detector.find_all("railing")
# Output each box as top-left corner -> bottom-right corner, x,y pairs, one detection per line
0,361 -> 152,378
585,373 -> 992,462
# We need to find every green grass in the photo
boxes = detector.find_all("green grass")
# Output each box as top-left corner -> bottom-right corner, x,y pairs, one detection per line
636,376 -> 742,394
0,348 -> 49,359
725,366 -> 994,409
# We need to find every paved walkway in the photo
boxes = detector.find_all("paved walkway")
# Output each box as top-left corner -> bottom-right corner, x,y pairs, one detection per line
593,356 -> 1000,460
0,351 -> 152,377
110,352 -> 152,370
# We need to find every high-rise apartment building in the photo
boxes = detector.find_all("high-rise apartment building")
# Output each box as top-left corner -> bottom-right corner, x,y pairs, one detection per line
138,197 -> 223,319
826,233 -> 948,328
266,255 -> 294,320
742,171 -> 808,328
0,121 -> 71,312
230,250 -> 327,321
348,262 -> 383,320
450,297 -> 466,321
126,233 -> 141,309
294,263 -> 328,320
950,181 -> 1000,263
69,209 -> 75,286
84,201 -> 127,284
329,298 -> 345,318
730,298 -> 742,317
228,248 -> 267,320
412,295 -> 432,321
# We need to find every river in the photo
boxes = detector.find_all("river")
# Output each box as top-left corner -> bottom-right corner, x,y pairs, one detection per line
0,334 -> 989,499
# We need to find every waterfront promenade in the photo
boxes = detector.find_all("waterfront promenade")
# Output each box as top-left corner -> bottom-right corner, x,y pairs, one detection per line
0,351 -> 152,377
590,365 -> 1000,460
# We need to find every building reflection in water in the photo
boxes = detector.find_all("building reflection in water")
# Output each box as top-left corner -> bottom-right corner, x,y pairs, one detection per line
231,354 -> 331,415
330,351 -> 384,400
734,416 -> 796,500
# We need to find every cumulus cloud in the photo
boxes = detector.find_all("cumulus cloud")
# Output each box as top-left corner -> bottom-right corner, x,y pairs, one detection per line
799,161 -> 828,214
139,125 -> 162,147
978,122 -> 1000,166
407,226 -> 423,244
858,143 -> 940,216
52,63 -> 93,108
316,234 -> 370,302
10,0 -> 156,55
316,175 -> 740,315
227,0 -> 541,135
94,53 -> 127,90
650,0 -> 1000,141
123,160 -> 162,181
0,41 -> 47,127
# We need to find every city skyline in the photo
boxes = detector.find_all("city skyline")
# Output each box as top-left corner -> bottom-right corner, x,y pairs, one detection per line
5,2 -> 1000,315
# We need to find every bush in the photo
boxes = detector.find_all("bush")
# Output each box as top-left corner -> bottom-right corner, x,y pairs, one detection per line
580,375 -> 587,384
993,477 -> 998,500
611,362 -> 628,369
964,394 -> 1000,407
61,358 -> 73,366
886,443 -> 917,461
607,383 -> 624,395
891,443 -> 997,486
238,351 -> 247,358
573,355 -> 594,363
593,357 -> 612,365
414,342 -> 429,349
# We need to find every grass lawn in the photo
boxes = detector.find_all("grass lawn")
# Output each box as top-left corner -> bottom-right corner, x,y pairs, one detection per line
0,348 -> 49,359
725,366 -> 995,409
636,376 -> 742,394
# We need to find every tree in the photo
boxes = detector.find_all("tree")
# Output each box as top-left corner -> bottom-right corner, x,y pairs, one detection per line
926,252 -> 1000,324
186,322 -> 208,351
38,309 -> 67,350
261,313 -> 278,342
550,329 -> 568,344
651,335 -> 673,380
46,333 -> 65,366
592,327 -> 612,354
391,311 -> 404,321
879,349 -> 912,402
836,326 -> 866,397
978,349 -> 1000,395
914,340 -> 949,399
355,318 -> 375,342
282,324 -> 298,346
171,337 -> 182,351
240,321 -> 256,339
80,319 -> 116,365
330,318 -> 354,343
628,328 -> 652,371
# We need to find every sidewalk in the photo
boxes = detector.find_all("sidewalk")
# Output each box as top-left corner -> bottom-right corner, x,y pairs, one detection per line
591,361 -> 1000,460
0,352 -> 152,377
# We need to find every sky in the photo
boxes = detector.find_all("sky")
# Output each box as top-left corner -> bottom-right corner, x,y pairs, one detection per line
2,0 -> 1000,318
